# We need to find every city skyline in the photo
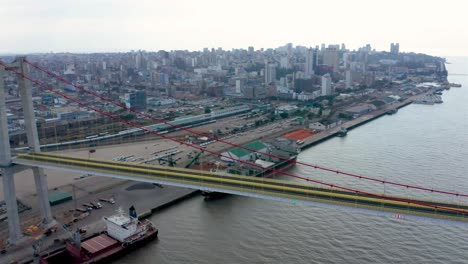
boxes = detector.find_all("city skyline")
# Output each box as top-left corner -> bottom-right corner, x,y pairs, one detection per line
1,1 -> 467,260
2,0 -> 467,57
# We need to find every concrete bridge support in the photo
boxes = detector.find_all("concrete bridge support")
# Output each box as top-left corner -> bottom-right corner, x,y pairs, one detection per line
17,57 -> 54,226
0,65 -> 22,243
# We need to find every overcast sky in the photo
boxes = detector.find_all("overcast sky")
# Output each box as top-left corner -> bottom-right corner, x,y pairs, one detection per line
1,0 -> 467,56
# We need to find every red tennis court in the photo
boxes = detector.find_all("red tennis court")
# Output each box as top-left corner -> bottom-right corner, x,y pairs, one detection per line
281,129 -> 315,140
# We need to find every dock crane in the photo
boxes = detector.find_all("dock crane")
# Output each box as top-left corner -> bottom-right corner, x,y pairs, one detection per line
157,149 -> 204,168
184,150 -> 204,168
157,154 -> 181,167
152,150 -> 204,188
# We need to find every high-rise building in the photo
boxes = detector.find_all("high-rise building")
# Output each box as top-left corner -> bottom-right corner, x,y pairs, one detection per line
321,74 -> 333,96
135,52 -> 142,69
314,46 -> 320,68
390,43 -> 400,54
152,72 -> 169,85
345,70 -> 352,89
343,52 -> 353,68
125,91 -> 147,111
341,43 -> 346,51
305,48 -> 314,77
286,43 -> 293,58
235,79 -> 245,94
323,47 -> 339,72
265,63 -> 277,85
280,57 -> 290,69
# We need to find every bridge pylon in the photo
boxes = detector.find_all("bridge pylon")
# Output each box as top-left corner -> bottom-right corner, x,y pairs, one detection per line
0,57 -> 55,244
16,57 -> 54,227
0,64 -> 22,244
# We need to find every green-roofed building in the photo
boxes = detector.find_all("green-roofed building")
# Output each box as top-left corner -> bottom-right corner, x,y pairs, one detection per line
382,96 -> 397,104
221,140 -> 268,162
48,191 -> 72,206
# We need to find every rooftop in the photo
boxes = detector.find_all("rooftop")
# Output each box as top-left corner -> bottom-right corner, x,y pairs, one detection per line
282,129 -> 315,140
229,140 -> 267,158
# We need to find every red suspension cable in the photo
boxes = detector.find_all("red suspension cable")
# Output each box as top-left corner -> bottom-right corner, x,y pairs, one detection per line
24,60 -> 468,199
2,60 -> 467,214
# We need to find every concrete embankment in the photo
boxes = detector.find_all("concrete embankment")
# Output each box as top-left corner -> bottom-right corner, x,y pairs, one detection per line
138,190 -> 200,219
299,99 -> 414,150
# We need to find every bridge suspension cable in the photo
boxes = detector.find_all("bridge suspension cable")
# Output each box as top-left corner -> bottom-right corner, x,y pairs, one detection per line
3,60 -> 468,213
22,60 -> 468,199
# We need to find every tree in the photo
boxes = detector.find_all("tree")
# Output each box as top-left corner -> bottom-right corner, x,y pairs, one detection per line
204,107 -> 211,114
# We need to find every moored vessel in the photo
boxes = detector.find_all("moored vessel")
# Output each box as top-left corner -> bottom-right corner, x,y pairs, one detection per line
40,206 -> 158,264
336,127 -> 348,137
449,83 -> 462,88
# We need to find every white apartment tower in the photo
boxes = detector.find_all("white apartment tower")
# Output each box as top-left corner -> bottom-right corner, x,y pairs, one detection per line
345,70 -> 352,89
305,48 -> 314,77
321,74 -> 333,96
265,63 -> 277,85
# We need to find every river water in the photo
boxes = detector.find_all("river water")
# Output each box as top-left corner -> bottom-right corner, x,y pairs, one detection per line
117,57 -> 468,264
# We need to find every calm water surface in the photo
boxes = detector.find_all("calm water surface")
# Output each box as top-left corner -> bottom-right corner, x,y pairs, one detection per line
117,57 -> 468,264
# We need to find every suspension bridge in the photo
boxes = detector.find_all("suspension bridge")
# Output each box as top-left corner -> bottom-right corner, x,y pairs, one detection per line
0,56 -> 467,248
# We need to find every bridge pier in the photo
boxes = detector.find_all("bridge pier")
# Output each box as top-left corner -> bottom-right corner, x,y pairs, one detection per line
0,65 -> 22,243
1,168 -> 22,243
17,57 -> 54,226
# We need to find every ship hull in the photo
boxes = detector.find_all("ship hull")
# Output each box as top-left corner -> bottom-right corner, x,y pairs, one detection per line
40,229 -> 158,264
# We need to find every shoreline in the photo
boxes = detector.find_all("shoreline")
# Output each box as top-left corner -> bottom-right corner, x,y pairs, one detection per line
298,93 -> 421,150
0,88 -> 439,263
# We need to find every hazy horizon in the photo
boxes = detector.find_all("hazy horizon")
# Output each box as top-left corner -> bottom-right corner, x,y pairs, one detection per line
2,0 -> 467,57
1,49 -> 467,59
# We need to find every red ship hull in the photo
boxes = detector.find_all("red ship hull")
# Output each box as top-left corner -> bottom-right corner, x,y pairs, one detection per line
40,229 -> 158,264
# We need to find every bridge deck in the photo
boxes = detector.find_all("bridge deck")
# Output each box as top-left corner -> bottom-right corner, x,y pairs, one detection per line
14,153 -> 468,224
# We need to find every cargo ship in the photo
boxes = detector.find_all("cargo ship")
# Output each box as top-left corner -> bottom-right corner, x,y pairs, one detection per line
449,83 -> 462,88
40,206 -> 158,264
201,138 -> 299,199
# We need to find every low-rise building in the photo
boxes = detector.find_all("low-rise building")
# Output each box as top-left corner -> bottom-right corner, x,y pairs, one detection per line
345,104 -> 377,117
309,122 -> 327,131
309,120 -> 343,131
221,140 -> 268,162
